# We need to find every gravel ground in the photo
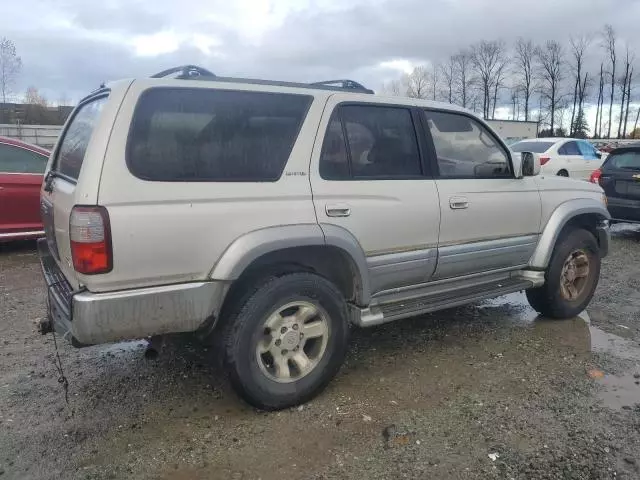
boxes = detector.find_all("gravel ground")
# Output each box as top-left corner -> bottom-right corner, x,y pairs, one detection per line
1,225 -> 640,480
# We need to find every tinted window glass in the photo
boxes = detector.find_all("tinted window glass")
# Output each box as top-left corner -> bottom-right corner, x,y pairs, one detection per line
558,141 -> 580,155
608,151 -> 640,170
56,96 -> 107,179
0,143 -> 47,173
578,141 -> 599,160
319,114 -> 349,179
424,110 -> 511,178
128,88 -> 312,182
510,141 -> 554,153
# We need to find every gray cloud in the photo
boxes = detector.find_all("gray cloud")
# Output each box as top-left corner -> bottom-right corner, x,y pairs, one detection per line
1,0 -> 639,104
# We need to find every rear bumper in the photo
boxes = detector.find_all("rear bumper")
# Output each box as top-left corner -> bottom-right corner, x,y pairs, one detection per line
38,239 -> 228,346
606,196 -> 640,223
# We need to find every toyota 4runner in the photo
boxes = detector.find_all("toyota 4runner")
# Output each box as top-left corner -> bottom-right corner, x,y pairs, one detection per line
38,65 -> 610,410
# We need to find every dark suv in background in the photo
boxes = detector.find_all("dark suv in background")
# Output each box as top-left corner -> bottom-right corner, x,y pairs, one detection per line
591,143 -> 640,224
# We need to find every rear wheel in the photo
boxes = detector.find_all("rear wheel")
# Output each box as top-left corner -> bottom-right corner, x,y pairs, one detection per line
526,228 -> 600,319
220,272 -> 350,410
557,169 -> 569,177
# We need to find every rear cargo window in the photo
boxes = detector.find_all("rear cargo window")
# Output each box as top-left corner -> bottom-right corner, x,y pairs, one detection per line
609,151 -> 640,170
127,88 -> 312,182
55,96 -> 108,180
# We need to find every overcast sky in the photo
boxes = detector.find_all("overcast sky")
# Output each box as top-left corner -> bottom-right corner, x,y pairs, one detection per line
2,0 -> 640,112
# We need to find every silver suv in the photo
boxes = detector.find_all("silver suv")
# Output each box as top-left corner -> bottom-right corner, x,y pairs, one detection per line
39,65 -> 610,410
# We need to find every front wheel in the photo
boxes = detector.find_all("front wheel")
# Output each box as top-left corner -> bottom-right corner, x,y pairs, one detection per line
557,169 -> 569,177
221,272 -> 350,410
526,228 -> 601,319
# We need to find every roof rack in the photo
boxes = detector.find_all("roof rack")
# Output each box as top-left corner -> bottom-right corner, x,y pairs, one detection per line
150,65 -> 373,94
151,65 -> 216,79
310,80 -> 374,94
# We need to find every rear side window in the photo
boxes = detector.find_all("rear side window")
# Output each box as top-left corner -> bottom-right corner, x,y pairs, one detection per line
319,105 -> 423,180
0,143 -> 47,173
55,96 -> 108,180
607,151 -> 640,170
127,88 -> 312,182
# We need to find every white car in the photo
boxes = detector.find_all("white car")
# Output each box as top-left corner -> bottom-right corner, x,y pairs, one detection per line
510,138 -> 604,181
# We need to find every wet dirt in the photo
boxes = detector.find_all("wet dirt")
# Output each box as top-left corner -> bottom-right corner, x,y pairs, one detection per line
1,227 -> 640,480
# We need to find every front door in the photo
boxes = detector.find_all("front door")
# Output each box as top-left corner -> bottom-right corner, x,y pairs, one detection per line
0,142 -> 47,237
421,109 -> 541,279
310,98 -> 440,295
557,140 -> 587,179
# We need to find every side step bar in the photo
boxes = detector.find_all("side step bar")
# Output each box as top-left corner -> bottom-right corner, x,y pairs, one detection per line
355,278 -> 533,327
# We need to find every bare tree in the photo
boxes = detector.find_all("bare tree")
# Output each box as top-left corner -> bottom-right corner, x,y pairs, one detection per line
441,57 -> 456,103
471,40 -> 508,119
403,67 -> 430,99
594,63 -> 605,138
430,62 -> 441,101
536,40 -> 564,135
0,37 -> 22,122
514,38 -> 536,121
633,106 -> 640,138
569,36 -> 590,136
510,87 -> 520,120
617,46 -> 634,138
623,67 -> 633,137
603,25 -> 617,139
491,60 -> 509,119
381,79 -> 402,96
453,50 -> 473,108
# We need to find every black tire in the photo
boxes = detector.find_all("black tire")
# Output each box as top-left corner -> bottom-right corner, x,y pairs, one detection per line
220,272 -> 349,410
526,228 -> 601,319
557,169 -> 569,177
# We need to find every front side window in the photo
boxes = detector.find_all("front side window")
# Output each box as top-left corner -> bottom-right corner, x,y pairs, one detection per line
127,88 -> 312,182
55,96 -> 108,179
577,141 -> 599,160
558,141 -> 580,156
0,143 -> 47,173
319,105 -> 422,180
423,110 -> 511,178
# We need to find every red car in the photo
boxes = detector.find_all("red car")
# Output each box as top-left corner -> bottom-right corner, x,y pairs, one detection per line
0,136 -> 50,242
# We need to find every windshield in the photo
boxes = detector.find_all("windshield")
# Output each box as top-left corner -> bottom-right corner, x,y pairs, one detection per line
510,141 -> 554,153
608,151 -> 640,170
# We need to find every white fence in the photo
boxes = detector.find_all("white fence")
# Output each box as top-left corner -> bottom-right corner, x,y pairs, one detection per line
0,124 -> 63,149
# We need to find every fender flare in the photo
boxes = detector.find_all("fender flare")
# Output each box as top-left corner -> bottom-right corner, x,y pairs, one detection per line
209,224 -> 371,305
528,198 -> 610,269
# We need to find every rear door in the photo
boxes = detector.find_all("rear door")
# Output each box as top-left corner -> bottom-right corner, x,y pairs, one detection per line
557,141 -> 584,178
310,98 -> 440,294
0,142 -> 47,237
599,149 -> 640,222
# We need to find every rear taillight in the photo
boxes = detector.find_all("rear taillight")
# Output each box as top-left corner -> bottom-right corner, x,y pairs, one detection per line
589,169 -> 602,184
69,206 -> 112,275
539,156 -> 550,166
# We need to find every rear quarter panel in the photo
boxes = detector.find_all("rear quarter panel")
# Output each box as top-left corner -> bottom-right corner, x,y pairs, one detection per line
92,80 -> 326,292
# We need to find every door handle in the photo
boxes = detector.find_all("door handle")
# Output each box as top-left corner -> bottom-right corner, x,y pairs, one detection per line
326,204 -> 351,217
449,196 -> 468,209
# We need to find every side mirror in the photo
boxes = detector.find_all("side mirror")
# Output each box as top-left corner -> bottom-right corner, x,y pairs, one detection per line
596,151 -> 602,159
521,152 -> 540,177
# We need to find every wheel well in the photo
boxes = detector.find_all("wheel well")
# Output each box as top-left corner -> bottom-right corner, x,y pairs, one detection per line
222,245 -> 362,310
562,213 -> 606,247
557,169 -> 568,175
